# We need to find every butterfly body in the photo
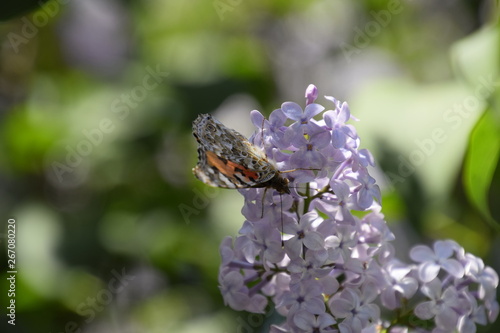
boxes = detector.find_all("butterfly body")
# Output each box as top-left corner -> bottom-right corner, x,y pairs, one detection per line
192,114 -> 290,194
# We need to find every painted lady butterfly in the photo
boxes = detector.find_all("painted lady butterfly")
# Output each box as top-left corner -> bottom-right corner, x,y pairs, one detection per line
192,113 -> 290,194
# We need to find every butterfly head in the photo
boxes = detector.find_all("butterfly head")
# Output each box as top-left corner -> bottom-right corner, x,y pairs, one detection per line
271,173 -> 291,195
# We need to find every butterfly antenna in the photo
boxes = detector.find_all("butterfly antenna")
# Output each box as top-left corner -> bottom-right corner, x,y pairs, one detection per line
281,167 -> 321,174
260,116 -> 266,149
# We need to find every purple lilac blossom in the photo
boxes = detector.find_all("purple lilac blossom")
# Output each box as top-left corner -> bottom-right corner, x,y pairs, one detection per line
217,85 -> 499,333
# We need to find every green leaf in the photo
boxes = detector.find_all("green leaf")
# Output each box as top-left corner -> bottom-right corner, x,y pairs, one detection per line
463,109 -> 500,228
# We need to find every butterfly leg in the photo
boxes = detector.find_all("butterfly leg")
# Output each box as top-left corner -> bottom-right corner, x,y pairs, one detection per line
279,192 -> 284,247
260,187 -> 268,218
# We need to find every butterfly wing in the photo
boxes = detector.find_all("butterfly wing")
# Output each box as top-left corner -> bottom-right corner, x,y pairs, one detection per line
192,114 -> 277,189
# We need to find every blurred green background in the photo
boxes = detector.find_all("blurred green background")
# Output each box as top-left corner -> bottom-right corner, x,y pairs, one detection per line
0,0 -> 499,332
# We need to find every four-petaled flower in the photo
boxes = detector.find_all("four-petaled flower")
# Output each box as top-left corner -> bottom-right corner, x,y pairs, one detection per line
410,240 -> 465,283
414,278 -> 471,330
284,211 -> 325,258
380,259 -> 418,310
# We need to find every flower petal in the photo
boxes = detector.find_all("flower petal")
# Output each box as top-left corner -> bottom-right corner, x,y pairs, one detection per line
293,310 -> 315,330
419,261 -> 441,283
303,232 -> 325,251
330,298 -> 353,318
434,240 -> 454,259
332,128 -> 347,148
442,259 -> 465,279
414,301 -> 437,320
281,102 -> 303,121
250,110 -> 265,128
304,296 -> 326,314
303,103 -> 325,119
410,245 -> 435,262
246,294 -> 268,313
435,307 -> 459,330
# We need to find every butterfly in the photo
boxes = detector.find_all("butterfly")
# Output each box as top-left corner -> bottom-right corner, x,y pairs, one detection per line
192,113 -> 290,194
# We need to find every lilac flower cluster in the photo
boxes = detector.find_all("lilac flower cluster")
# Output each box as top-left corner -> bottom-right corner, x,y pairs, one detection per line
218,85 -> 499,333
